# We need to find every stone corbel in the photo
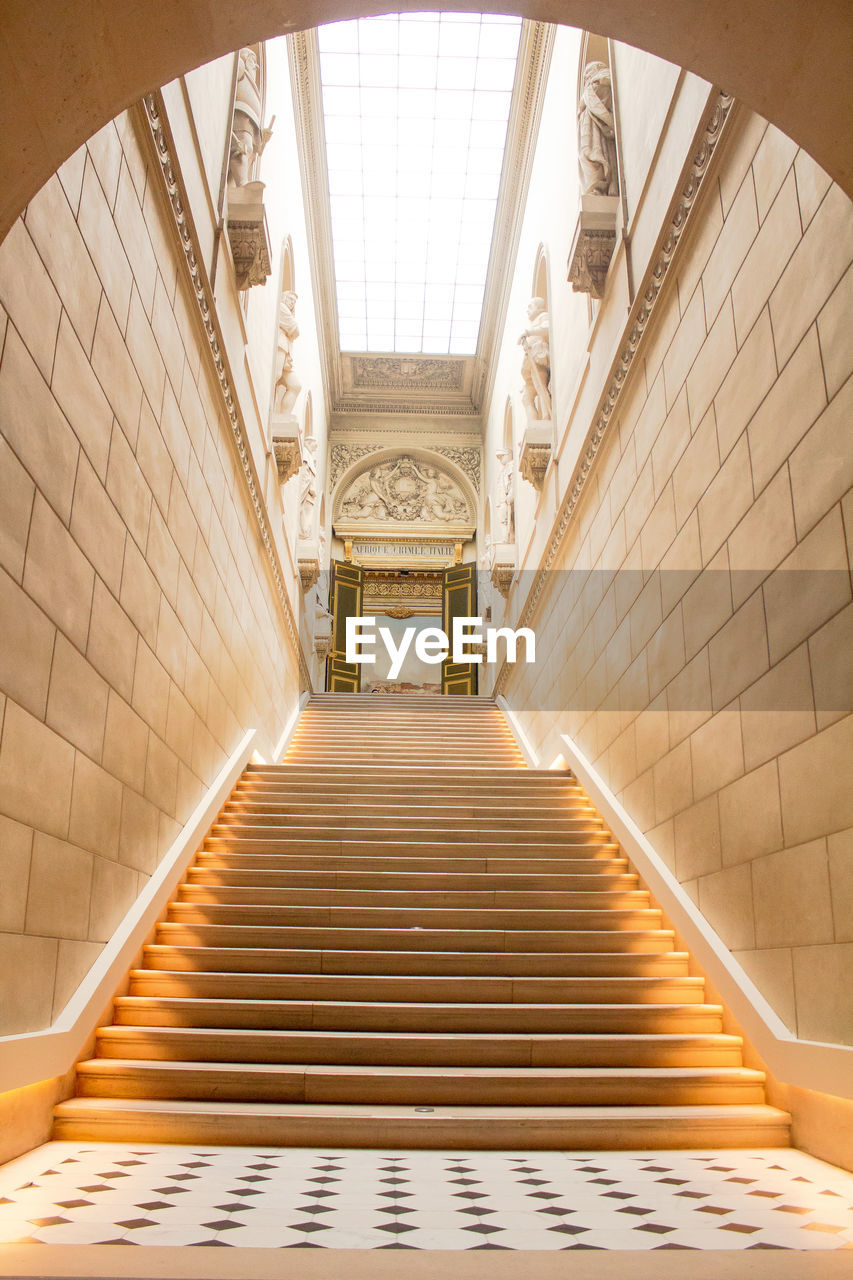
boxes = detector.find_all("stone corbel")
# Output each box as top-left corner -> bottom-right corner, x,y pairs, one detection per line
308,629 -> 327,660
297,543 -> 320,592
489,542 -> 517,598
226,180 -> 272,290
271,416 -> 301,484
567,194 -> 620,299
519,422 -> 552,490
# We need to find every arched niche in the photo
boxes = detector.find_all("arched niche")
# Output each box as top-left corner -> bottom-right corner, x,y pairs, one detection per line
303,389 -> 313,439
281,236 -> 295,296
532,243 -> 550,310
503,396 -> 515,455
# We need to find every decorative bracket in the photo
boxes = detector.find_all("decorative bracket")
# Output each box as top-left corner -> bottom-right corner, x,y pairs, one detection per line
489,542 -> 517,598
271,416 -> 302,484
519,422 -> 552,490
567,194 -> 620,299
226,181 -> 272,290
297,543 -> 321,592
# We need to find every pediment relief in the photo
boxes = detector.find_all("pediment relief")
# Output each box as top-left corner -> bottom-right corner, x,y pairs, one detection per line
333,453 -> 475,533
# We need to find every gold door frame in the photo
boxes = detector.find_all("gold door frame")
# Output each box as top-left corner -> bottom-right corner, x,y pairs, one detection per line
326,561 -> 364,692
441,564 -> 478,696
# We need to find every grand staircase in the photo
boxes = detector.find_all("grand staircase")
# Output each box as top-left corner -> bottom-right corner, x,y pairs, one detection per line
54,694 -> 790,1149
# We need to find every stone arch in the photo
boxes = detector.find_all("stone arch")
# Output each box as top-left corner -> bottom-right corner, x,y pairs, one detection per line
532,243 -> 550,310
2,0 -> 850,249
281,236 -> 296,295
502,396 -> 515,455
303,389 -> 314,439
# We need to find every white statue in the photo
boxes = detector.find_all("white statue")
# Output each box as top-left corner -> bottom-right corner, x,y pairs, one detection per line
578,61 -> 618,197
228,47 -> 273,188
518,297 -> 551,423
298,436 -> 318,540
273,291 -> 301,416
496,449 -> 515,543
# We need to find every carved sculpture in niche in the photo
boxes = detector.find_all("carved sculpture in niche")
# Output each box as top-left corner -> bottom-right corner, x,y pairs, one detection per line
226,47 -> 274,290
298,436 -> 318,541
578,61 -> 618,197
338,456 -> 472,525
228,47 -> 273,189
518,297 -> 551,424
496,449 -> 515,544
273,291 -> 301,417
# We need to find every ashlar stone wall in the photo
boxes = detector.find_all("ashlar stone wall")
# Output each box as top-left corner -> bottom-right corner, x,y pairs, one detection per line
0,109 -> 301,1036
507,110 -> 853,1046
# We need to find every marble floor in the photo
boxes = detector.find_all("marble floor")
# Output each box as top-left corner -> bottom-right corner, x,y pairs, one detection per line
0,1142 -> 850,1253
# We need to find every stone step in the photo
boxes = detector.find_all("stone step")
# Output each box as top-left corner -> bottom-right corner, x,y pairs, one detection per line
203,831 -> 614,851
72,1060 -> 767,1106
127,970 -> 707,1004
196,851 -> 625,873
175,886 -> 650,910
211,814 -> 604,834
92,1025 -> 744,1066
141,945 -> 692,977
52,1099 -> 791,1149
185,867 -> 640,891
164,902 -> 663,931
222,800 -> 594,818
112,995 -> 723,1034
154,922 -> 677,953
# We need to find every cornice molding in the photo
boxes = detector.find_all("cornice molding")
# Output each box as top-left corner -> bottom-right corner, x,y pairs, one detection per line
137,92 -> 312,691
494,88 -> 737,695
288,21 -> 554,421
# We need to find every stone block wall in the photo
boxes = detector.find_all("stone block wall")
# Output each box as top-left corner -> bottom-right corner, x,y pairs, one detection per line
0,111 -> 301,1036
508,111 -> 853,1045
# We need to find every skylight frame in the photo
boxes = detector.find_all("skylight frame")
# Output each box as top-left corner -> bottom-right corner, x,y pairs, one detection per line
317,13 -> 524,357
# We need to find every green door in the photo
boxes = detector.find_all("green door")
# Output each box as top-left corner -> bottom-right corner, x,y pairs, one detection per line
441,563 -> 478,696
326,561 -> 364,692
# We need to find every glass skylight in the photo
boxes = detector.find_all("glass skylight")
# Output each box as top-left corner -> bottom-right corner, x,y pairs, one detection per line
318,13 -> 522,355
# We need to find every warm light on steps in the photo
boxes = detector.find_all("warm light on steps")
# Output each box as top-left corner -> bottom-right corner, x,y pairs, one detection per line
52,698 -> 791,1149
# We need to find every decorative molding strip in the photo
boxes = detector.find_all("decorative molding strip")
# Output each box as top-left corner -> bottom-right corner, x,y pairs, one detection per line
0,730 -> 258,1095
138,94 -> 311,691
494,88 -> 735,694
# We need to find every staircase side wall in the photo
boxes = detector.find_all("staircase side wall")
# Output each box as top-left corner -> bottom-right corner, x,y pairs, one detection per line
0,54 -> 324,1042
502,104 -> 853,1050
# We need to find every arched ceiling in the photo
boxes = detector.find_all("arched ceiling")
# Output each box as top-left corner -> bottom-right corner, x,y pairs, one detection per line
1,1 -> 852,246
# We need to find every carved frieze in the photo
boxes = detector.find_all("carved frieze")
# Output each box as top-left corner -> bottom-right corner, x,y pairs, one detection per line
335,455 -> 474,527
567,195 -> 620,299
350,356 -> 466,392
434,446 -> 481,494
330,443 -> 384,489
330,443 -> 481,494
